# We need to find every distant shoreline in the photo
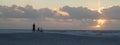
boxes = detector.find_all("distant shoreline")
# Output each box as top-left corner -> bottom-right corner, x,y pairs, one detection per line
0,29 -> 120,31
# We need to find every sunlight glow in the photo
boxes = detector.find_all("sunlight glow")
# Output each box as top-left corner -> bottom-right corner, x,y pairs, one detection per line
95,19 -> 106,28
96,25 -> 101,28
94,0 -> 106,28
97,19 -> 106,25
51,8 -> 69,16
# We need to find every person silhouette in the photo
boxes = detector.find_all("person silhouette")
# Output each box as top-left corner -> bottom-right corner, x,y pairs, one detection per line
37,27 -> 43,32
40,27 -> 43,32
32,23 -> 35,32
37,27 -> 40,31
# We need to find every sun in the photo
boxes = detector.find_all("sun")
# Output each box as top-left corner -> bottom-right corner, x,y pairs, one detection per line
95,19 -> 106,28
97,19 -> 106,25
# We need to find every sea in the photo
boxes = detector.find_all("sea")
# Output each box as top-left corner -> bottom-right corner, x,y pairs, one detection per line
0,29 -> 120,37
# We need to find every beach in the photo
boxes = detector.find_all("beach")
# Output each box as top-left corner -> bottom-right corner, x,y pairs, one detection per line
0,32 -> 120,45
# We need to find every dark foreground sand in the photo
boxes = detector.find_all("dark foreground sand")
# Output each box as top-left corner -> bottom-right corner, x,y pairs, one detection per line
0,32 -> 120,45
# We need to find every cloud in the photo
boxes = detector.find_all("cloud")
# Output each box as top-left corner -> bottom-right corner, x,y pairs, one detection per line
0,5 -> 40,18
0,5 -> 100,29
1,5 -> 120,30
60,6 -> 100,19
100,20 -> 120,30
0,5 -> 72,29
0,18 -> 33,29
0,5 -> 69,20
0,5 -> 100,20
102,6 -> 120,19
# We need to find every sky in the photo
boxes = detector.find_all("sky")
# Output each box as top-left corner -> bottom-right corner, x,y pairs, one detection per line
0,0 -> 120,30
0,0 -> 120,10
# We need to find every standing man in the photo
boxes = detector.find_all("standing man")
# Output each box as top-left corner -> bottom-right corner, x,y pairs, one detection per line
32,23 -> 36,32
37,27 -> 40,31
